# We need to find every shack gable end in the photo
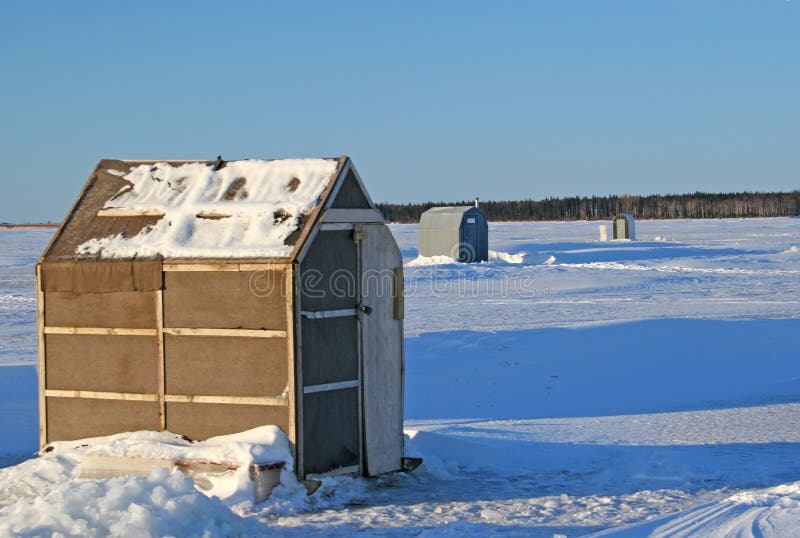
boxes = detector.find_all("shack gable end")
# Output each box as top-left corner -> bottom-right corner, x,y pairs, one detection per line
330,169 -> 373,209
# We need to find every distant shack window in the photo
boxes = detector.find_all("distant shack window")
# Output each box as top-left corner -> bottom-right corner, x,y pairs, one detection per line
466,218 -> 476,223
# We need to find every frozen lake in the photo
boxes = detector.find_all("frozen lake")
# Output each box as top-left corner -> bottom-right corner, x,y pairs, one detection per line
1,218 -> 799,535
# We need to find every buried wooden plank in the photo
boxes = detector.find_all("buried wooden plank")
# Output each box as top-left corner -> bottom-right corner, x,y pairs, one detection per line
96,207 -> 166,217
77,456 -> 285,503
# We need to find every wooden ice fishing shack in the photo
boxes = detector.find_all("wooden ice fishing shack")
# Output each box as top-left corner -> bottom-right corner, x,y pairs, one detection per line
36,156 -> 405,479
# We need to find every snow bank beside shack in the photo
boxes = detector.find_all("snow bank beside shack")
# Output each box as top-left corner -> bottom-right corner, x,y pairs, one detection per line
0,426 -> 301,536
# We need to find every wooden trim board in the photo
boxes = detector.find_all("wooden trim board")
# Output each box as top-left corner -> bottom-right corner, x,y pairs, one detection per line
303,379 -> 360,394
43,327 -> 287,338
321,209 -> 384,223
156,289 -> 166,430
164,395 -> 289,406
320,223 -> 353,231
300,309 -> 357,320
163,328 -> 287,338
45,390 -> 289,406
45,389 -> 159,402
285,267 -> 297,451
36,265 -> 47,448
292,261 -> 305,477
44,327 -> 158,336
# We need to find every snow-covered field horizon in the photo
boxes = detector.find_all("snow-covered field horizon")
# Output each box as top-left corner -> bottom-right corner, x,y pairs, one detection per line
1,217 -> 799,536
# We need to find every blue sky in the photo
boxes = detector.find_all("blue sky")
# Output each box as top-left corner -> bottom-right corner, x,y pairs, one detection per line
0,1 -> 798,222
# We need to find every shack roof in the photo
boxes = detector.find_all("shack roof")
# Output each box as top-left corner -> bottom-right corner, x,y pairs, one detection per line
43,157 -> 357,262
419,206 -> 481,230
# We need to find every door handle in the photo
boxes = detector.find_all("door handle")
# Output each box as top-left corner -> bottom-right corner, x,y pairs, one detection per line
359,305 -> 373,315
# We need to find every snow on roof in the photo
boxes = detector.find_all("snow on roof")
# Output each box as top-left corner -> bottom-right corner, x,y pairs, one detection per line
422,206 -> 473,215
76,158 -> 339,259
419,206 -> 480,230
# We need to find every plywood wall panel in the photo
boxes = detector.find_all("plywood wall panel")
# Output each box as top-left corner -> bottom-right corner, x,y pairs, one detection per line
165,335 -> 287,397
166,402 -> 289,441
41,260 -> 162,293
45,291 -> 158,328
46,398 -> 159,442
45,334 -> 158,393
164,270 -> 287,330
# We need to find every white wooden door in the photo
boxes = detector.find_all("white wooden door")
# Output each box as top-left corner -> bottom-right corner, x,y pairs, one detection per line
358,224 -> 404,476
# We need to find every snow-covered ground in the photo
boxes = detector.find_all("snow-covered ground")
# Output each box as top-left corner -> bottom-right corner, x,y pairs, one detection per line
1,218 -> 799,536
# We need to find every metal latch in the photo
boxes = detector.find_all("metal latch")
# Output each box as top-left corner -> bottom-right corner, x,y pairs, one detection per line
359,305 -> 373,315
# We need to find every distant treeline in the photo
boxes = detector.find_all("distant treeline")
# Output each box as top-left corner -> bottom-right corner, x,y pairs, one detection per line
378,191 -> 800,223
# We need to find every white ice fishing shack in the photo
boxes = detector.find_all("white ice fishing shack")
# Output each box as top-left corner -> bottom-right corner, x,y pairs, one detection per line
613,213 -> 636,240
418,200 -> 489,262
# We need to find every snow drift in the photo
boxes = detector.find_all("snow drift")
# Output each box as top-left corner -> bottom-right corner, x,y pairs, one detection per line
0,426 -> 303,537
